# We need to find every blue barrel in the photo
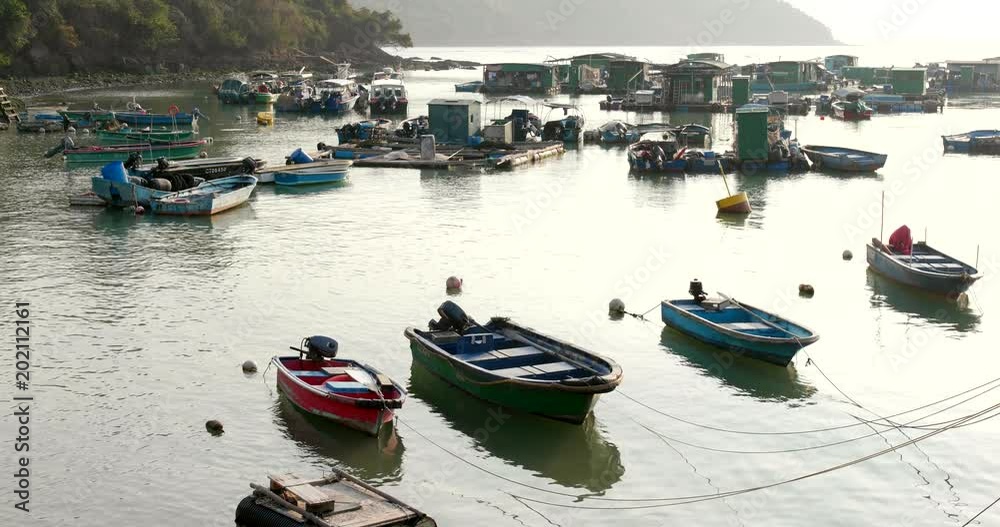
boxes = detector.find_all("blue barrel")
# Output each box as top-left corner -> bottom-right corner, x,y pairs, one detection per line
289,148 -> 314,164
101,162 -> 128,183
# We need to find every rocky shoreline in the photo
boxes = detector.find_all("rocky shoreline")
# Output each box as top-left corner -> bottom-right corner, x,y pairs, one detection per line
2,56 -> 480,100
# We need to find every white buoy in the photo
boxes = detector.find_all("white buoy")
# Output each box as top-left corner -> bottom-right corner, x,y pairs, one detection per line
242,360 -> 258,373
843,250 -> 853,261
609,298 -> 625,314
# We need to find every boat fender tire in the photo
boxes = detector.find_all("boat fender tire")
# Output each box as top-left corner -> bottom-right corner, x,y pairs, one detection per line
156,157 -> 170,170
317,142 -> 328,152
234,495 -> 302,527
127,176 -> 148,187
149,178 -> 172,191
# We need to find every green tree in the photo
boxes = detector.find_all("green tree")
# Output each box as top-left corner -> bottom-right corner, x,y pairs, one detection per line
0,0 -> 32,66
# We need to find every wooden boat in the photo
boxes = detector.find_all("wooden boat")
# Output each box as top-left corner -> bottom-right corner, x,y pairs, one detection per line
59,109 -> 116,122
127,155 -> 263,180
832,100 -> 873,121
96,128 -> 195,144
114,111 -> 198,127
91,176 -> 173,207
628,134 -> 686,173
404,302 -> 622,424
661,281 -> 819,366
867,239 -> 981,296
272,336 -> 405,435
541,103 -> 585,142
64,140 -> 207,163
802,145 -> 887,172
272,160 -> 352,186
942,130 -> 1000,153
454,80 -> 483,93
149,175 -> 257,216
236,470 -> 436,527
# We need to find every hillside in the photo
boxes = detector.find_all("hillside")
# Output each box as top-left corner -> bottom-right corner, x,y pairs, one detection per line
351,0 -> 837,46
0,0 -> 411,75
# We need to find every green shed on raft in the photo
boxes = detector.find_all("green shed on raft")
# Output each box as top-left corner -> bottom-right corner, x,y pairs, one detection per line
732,75 -> 751,107
890,68 -> 927,95
483,63 -> 559,94
735,104 -> 770,162
428,99 -> 482,144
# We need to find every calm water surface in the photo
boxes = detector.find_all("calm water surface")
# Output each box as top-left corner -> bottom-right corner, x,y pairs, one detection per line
1,50 -> 999,526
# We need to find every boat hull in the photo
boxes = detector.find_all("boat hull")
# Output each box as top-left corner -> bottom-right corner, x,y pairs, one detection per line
254,92 -> 281,104
406,335 -> 598,424
802,146 -> 887,172
91,177 -> 170,207
274,361 -> 394,436
660,301 -> 815,366
150,175 -> 256,216
866,243 -> 980,296
114,112 -> 196,126
66,142 -> 205,163
370,99 -> 408,114
96,130 -> 196,144
274,170 -> 348,186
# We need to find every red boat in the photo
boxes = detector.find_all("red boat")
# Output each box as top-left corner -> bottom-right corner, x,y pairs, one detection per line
273,336 -> 406,436
832,100 -> 873,121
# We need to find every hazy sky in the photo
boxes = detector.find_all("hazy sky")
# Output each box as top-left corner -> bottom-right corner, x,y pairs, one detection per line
785,0 -> 992,44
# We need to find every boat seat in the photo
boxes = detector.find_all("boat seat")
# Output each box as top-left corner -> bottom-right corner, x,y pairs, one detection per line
719,322 -> 773,332
455,333 -> 495,355
452,351 -> 495,363
469,350 -> 556,370
495,346 -> 547,359
898,254 -> 947,261
524,368 -> 590,381
324,381 -> 370,394
290,370 -> 332,378
487,366 -> 536,378
529,361 -> 579,374
909,263 -> 964,269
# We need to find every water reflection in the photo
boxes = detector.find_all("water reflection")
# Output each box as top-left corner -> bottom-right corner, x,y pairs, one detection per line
407,363 -> 625,493
660,326 -> 817,402
272,394 -> 405,484
866,268 -> 981,332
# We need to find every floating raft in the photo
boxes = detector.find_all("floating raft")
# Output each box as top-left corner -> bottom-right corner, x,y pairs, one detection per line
322,141 -> 565,170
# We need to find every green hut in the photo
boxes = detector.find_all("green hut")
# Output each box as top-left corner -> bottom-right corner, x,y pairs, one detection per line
483,63 -> 559,94
890,68 -> 927,95
661,58 -> 734,105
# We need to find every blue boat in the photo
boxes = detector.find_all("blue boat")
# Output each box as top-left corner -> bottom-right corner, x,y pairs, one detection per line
627,134 -> 686,173
942,130 -> 1000,153
541,103 -> 585,142
91,176 -> 172,207
455,81 -> 483,93
661,281 -> 819,367
313,79 -> 362,114
867,240 -> 981,296
150,175 -> 257,216
596,121 -> 642,144
272,160 -> 352,186
336,119 -> 393,144
801,145 -> 888,172
114,111 -> 199,127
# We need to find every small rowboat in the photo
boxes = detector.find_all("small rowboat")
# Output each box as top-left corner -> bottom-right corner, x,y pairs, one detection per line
832,100 -> 873,121
236,470 -> 436,527
867,239 -> 981,296
942,130 -> 1000,153
149,175 -> 256,216
96,129 -> 196,144
661,281 -> 819,366
404,302 -> 622,424
64,140 -> 207,163
272,160 -> 352,186
272,336 -> 406,436
454,80 -> 483,93
802,145 -> 887,172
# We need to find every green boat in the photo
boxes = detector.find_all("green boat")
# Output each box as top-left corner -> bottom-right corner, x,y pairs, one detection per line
96,129 -> 196,144
59,110 -> 117,123
254,91 -> 281,104
404,302 -> 623,424
63,140 -> 207,163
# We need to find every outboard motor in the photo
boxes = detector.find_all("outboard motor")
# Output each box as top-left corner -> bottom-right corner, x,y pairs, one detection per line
429,301 -> 472,333
689,279 -> 707,303
302,336 -> 339,361
124,152 -> 143,170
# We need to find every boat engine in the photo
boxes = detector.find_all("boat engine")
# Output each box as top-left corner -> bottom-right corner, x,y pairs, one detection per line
689,279 -> 707,303
303,336 -> 339,360
124,153 -> 144,170
429,301 -> 472,333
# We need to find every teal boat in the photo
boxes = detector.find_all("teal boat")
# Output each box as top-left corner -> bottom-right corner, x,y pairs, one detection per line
150,175 -> 257,216
64,140 -> 207,163
96,129 -> 196,144
404,302 -> 623,424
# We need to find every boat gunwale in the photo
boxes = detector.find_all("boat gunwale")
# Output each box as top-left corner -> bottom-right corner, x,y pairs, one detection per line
661,299 -> 819,346
403,320 -> 622,394
270,355 -> 407,408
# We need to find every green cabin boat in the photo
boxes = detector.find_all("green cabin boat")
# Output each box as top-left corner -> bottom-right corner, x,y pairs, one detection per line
405,302 -> 623,424
96,129 -> 196,144
64,140 -> 207,163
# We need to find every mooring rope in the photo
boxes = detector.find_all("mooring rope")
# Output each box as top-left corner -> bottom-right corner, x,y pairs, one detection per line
614,374 -> 1000,436
961,494 -> 1000,526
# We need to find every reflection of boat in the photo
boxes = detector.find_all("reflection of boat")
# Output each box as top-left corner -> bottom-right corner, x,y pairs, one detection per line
405,302 -> 623,424
274,395 -> 404,483
407,363 -> 624,492
272,336 -> 406,436
867,239 -> 981,296
866,268 -> 981,332
659,326 -> 816,401
661,281 -> 819,367
236,469 -> 436,527
802,145 -> 887,172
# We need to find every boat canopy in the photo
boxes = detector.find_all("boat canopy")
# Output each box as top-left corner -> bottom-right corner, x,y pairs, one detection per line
543,102 -> 579,110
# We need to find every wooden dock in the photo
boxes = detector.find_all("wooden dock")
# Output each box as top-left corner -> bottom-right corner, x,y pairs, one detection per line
321,141 -> 565,170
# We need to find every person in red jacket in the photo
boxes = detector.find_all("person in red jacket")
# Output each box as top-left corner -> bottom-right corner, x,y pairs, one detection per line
888,225 -> 913,255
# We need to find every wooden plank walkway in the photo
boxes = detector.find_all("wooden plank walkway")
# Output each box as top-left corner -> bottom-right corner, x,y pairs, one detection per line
0,86 -> 20,124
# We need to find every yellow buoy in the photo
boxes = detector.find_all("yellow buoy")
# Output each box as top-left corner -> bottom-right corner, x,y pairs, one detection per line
256,111 -> 274,126
716,192 -> 752,213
